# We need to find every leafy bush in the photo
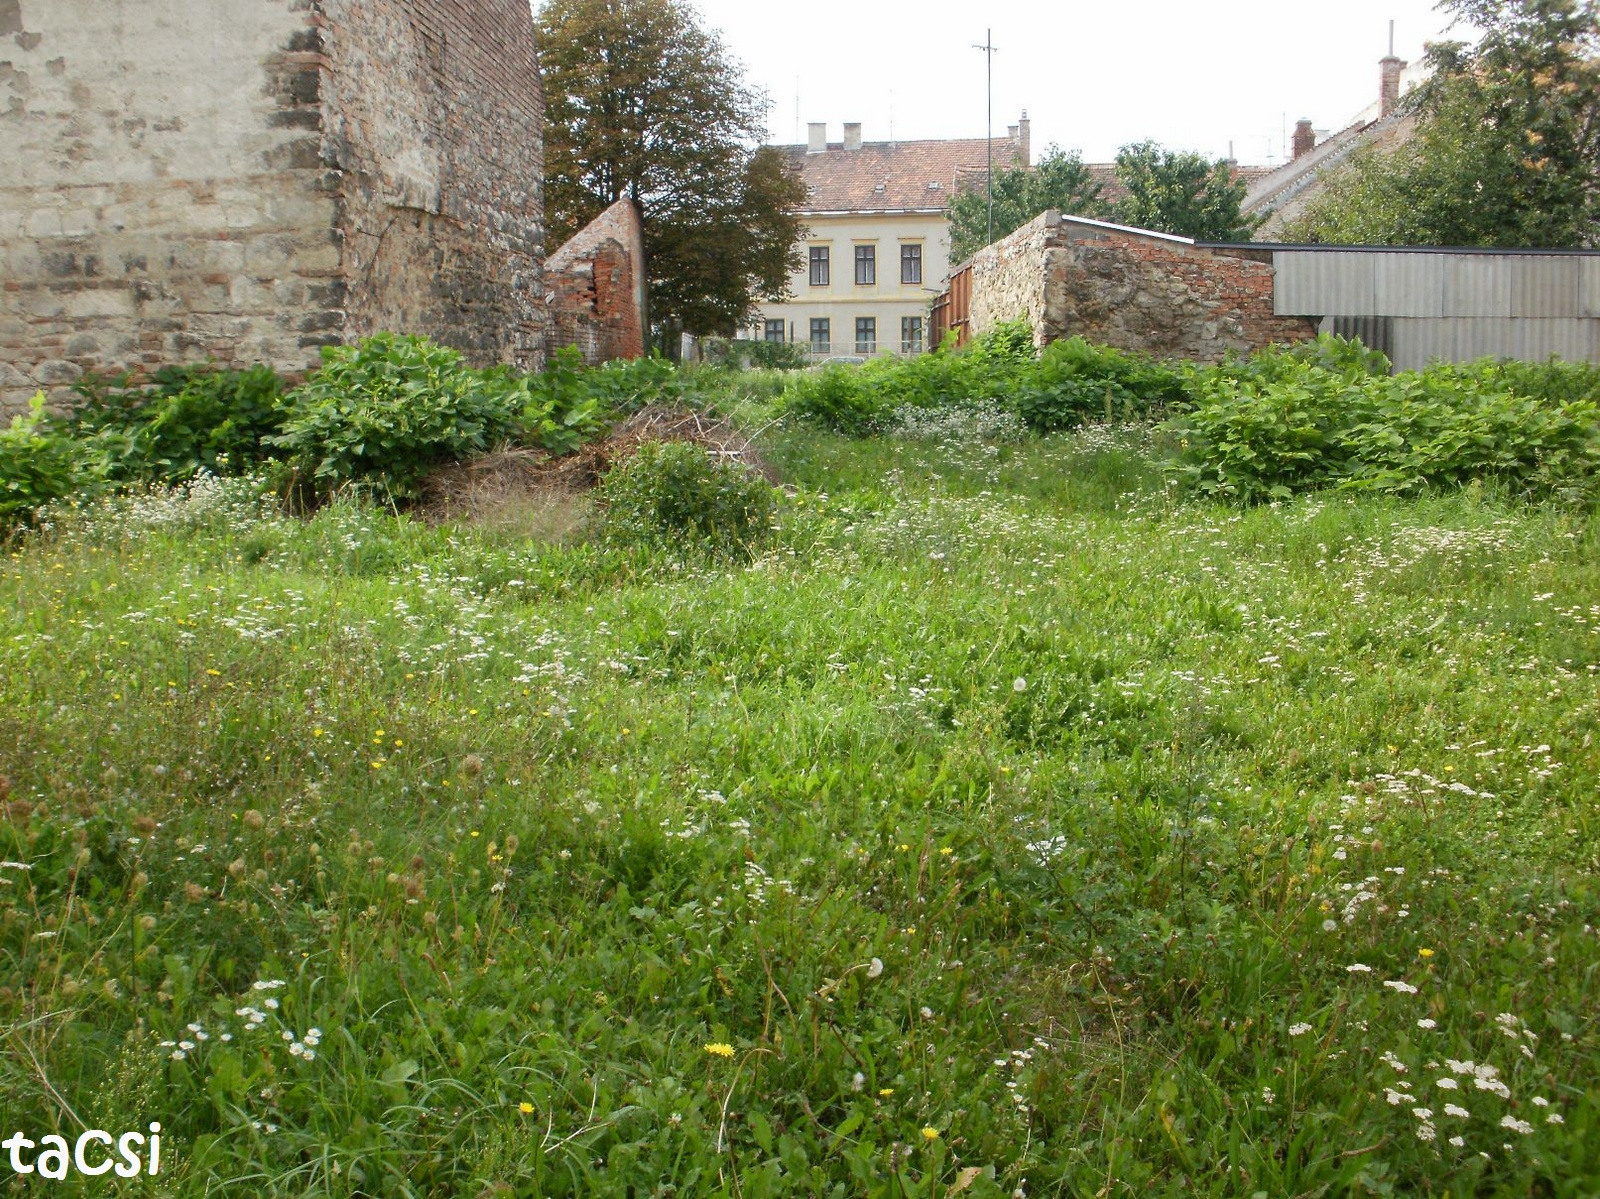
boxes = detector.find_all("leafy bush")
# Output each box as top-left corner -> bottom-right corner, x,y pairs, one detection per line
0,394 -> 105,531
779,322 -> 1041,434
703,338 -> 809,371
1018,338 -> 1189,431
1169,336 -> 1600,501
67,365 -> 289,484
780,363 -> 890,434
269,333 -> 527,500
597,439 -> 776,556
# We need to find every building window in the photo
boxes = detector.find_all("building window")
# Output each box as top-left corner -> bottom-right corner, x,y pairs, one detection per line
808,246 -> 829,286
854,244 -> 876,285
901,316 -> 924,354
901,244 -> 922,285
809,318 -> 830,354
855,317 -> 876,354
764,319 -> 785,343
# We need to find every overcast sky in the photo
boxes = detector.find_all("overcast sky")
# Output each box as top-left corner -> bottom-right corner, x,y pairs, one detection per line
684,0 -> 1471,166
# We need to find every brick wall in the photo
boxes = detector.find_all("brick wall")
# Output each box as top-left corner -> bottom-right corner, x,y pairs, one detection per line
546,198 -> 646,364
0,0 -> 545,415
966,212 -> 1317,362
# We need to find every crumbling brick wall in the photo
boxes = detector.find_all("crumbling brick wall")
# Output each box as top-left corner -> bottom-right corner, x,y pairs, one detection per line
0,0 -> 545,415
967,211 -> 1317,362
546,199 -> 646,365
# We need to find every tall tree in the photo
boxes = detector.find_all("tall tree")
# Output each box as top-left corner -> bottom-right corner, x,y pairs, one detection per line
946,146 -> 1107,263
1109,141 -> 1257,242
1286,0 -> 1600,247
536,0 -> 806,342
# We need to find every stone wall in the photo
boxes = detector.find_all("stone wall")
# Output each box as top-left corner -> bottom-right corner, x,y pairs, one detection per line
546,199 -> 646,365
321,0 -> 547,368
1,0 -> 334,412
966,210 -> 1057,346
0,0 -> 546,415
966,211 -> 1318,362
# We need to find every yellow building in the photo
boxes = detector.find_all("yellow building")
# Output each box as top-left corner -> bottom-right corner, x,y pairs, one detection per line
750,118 -> 1029,358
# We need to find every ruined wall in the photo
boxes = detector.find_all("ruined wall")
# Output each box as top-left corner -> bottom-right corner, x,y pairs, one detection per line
546,199 -> 645,365
0,0 -> 546,416
0,0 -> 339,413
966,210 -> 1057,346
320,0 -> 547,369
967,212 -> 1318,362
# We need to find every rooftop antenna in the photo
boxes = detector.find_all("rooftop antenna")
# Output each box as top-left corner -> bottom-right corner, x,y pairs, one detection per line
889,88 -> 895,145
1389,19 -> 1396,56
972,28 -> 999,245
794,76 -> 800,144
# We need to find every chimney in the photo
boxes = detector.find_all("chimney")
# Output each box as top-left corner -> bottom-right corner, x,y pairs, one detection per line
1379,56 -> 1406,118
843,122 -> 862,151
1018,110 -> 1031,166
1292,118 -> 1315,159
807,122 -> 826,154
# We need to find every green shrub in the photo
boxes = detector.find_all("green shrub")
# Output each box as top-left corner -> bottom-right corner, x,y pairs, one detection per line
1168,337 -> 1600,501
779,364 -> 893,434
68,364 -> 289,484
703,338 -> 809,371
0,394 -> 105,530
1017,338 -> 1189,431
269,333 -> 525,499
500,347 -> 607,456
597,439 -> 776,556
1167,369 -> 1354,500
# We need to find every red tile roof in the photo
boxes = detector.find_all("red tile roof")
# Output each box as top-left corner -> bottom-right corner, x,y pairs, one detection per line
777,135 -> 1027,213
779,138 -> 1273,215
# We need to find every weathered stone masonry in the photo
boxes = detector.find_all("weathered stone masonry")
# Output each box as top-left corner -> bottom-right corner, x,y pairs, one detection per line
0,0 -> 547,415
965,210 -> 1318,362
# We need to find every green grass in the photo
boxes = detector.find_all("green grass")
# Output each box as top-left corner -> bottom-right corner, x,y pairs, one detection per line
1,424 -> 1597,1197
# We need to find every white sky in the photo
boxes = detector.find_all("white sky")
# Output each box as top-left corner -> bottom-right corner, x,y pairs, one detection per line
684,0 -> 1471,165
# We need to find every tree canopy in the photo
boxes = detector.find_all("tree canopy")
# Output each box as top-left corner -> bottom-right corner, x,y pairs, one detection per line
1109,141 -> 1258,243
1286,0 -> 1600,247
947,146 -> 1105,263
535,0 -> 806,341
946,141 -> 1256,261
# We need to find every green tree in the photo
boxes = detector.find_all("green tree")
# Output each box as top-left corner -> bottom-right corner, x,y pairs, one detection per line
946,145 -> 1107,263
1286,0 -> 1600,247
1109,141 -> 1257,241
536,0 -> 806,342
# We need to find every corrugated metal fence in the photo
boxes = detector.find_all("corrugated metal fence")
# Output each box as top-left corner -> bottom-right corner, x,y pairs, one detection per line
1269,248 -> 1600,370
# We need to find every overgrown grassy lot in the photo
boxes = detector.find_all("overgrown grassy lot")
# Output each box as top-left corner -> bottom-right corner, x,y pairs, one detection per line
1,416 -> 1597,1196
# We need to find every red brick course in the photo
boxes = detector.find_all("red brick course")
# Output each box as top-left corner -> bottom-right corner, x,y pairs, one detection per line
546,199 -> 646,364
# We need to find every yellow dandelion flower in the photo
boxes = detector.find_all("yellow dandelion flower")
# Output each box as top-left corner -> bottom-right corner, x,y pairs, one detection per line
518,1102 -> 534,1114
878,1088 -> 894,1097
939,847 -> 954,856
704,1042 -> 735,1058
921,1127 -> 940,1141
1418,947 -> 1435,958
